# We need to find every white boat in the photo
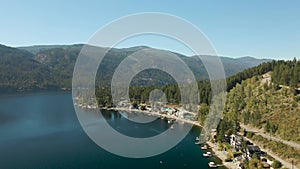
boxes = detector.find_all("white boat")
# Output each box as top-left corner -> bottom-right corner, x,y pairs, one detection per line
195,141 -> 201,145
208,162 -> 217,168
203,151 -> 212,157
201,145 -> 208,150
195,136 -> 199,141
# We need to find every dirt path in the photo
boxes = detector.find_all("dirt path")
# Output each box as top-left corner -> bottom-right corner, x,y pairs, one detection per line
240,124 -> 300,149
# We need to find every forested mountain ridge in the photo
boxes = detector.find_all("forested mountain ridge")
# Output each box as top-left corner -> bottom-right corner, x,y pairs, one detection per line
26,45 -> 271,79
0,45 -> 59,92
0,43 -> 271,93
24,44 -> 272,86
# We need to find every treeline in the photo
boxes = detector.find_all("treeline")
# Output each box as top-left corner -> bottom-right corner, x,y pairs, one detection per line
220,67 -> 300,143
95,59 -> 299,110
272,58 -> 300,88
226,61 -> 275,90
210,59 -> 300,142
95,81 -> 211,107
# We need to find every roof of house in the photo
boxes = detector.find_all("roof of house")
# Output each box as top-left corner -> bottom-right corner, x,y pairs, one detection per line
247,145 -> 261,153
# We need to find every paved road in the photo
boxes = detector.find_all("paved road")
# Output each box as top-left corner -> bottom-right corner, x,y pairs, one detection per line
240,124 -> 300,149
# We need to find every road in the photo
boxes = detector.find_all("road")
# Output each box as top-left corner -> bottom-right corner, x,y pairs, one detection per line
243,136 -> 299,169
240,124 -> 300,149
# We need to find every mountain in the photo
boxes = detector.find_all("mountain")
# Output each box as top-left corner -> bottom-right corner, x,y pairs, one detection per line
0,44 -> 272,92
21,44 -> 271,85
237,56 -> 272,67
0,44 -> 58,92
18,45 -> 71,55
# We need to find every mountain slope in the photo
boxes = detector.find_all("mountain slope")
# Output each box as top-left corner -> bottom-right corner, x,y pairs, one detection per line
0,44 -> 58,92
22,44 -> 272,85
225,74 -> 300,143
0,44 -> 273,92
222,60 -> 300,143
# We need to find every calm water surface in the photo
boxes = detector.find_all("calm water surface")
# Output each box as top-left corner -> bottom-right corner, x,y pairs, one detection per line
0,92 -> 225,169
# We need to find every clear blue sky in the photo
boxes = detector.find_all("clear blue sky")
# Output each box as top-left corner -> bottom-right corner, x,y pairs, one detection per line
1,0 -> 299,60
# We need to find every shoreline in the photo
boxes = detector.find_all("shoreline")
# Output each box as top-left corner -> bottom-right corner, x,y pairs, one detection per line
79,105 -> 234,168
104,107 -> 203,127
206,141 -> 235,169
103,107 -> 232,168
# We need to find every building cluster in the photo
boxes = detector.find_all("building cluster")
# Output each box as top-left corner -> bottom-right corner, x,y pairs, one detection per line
117,100 -> 198,121
220,134 -> 272,169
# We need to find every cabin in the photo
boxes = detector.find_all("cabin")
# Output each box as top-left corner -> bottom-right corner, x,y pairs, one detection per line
247,145 -> 262,158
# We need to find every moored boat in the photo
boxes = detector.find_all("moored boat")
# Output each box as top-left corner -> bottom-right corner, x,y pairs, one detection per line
208,162 -> 217,168
203,151 -> 212,157
201,144 -> 208,150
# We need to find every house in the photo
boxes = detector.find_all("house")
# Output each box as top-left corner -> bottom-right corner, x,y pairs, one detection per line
230,134 -> 243,151
224,134 -> 231,143
246,145 -> 262,158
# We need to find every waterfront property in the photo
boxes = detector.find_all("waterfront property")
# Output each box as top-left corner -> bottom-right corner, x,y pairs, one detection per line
230,134 -> 243,151
246,145 -> 262,158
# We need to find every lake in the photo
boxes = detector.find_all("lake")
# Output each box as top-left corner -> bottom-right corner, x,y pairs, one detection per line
0,92 -> 225,169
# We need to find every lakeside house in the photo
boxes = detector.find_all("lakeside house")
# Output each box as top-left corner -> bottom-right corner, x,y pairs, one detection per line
246,145 -> 262,159
230,134 -> 243,151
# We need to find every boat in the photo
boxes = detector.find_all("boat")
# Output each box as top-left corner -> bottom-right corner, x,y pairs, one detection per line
208,162 -> 217,168
203,151 -> 212,157
201,145 -> 208,150
195,141 -> 201,145
195,136 -> 199,141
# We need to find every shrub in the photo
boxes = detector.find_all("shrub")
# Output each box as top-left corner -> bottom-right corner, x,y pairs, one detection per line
271,160 -> 282,169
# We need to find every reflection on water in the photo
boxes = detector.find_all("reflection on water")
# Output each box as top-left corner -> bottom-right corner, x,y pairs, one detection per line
0,92 -> 224,169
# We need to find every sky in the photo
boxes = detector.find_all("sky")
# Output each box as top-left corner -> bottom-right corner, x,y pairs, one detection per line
0,0 -> 300,60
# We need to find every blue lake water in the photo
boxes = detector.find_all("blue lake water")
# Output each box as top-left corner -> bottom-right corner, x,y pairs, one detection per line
0,92 -> 224,169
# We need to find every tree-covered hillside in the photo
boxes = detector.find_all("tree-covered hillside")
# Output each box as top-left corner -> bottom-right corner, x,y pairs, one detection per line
272,59 -> 300,88
224,59 -> 300,143
225,75 -> 300,143
0,43 -> 272,93
0,45 -> 58,92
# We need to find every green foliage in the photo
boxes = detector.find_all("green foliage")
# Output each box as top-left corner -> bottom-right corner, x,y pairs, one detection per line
246,132 -> 254,138
271,160 -> 282,169
0,44 -> 59,92
216,118 -> 237,142
226,61 -> 275,91
2,43 -> 272,93
251,134 -> 300,167
198,103 -> 210,124
248,158 -> 263,169
272,58 -> 300,88
224,69 -> 300,143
